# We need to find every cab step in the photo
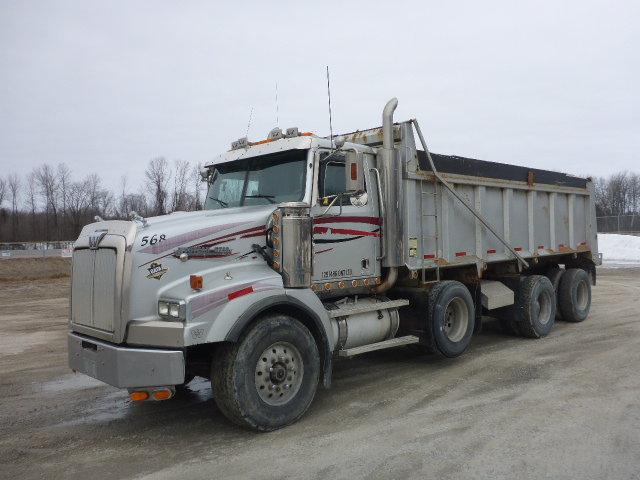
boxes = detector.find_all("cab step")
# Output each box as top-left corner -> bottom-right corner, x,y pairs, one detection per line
338,335 -> 420,358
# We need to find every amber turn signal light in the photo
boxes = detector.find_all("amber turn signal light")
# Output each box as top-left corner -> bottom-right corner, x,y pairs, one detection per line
129,391 -> 149,401
152,389 -> 173,401
190,274 -> 203,290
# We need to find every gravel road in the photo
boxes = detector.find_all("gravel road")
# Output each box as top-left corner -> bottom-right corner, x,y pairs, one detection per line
1,268 -> 639,479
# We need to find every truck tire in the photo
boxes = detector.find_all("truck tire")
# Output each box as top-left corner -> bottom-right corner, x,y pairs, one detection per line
545,267 -> 565,320
211,313 -> 320,431
515,275 -> 556,338
558,268 -> 591,322
426,281 -> 475,357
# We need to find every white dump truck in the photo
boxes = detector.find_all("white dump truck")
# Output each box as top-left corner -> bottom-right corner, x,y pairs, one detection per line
68,98 -> 599,430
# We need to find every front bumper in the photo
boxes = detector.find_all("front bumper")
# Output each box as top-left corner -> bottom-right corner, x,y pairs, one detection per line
68,332 -> 185,388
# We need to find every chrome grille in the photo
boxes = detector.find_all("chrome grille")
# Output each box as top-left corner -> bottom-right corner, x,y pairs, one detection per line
71,247 -> 119,333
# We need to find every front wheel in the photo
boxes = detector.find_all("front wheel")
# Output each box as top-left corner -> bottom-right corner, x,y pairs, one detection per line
426,281 -> 475,357
211,313 -> 320,431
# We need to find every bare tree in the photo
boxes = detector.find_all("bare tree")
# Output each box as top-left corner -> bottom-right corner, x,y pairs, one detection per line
7,173 -> 20,240
67,179 -> 91,232
117,174 -> 130,218
0,176 -> 6,208
35,164 -> 60,239
57,163 -> 71,235
628,172 -> 640,214
145,157 -> 170,216
85,173 -> 102,215
26,171 -> 38,239
191,162 -> 204,210
172,159 -> 191,211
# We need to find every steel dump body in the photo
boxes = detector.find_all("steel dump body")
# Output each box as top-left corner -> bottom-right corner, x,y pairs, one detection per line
342,121 -> 598,273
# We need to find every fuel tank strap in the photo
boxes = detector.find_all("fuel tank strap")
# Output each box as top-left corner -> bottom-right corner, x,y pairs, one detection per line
326,299 -> 409,318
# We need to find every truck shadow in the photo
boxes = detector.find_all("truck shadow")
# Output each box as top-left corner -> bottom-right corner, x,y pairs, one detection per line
123,317 -> 514,426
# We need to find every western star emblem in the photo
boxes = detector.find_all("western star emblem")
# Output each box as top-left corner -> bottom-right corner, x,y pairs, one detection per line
146,262 -> 168,280
89,229 -> 108,250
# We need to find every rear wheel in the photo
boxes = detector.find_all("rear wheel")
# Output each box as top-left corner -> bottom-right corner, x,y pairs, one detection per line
211,313 -> 320,431
426,281 -> 475,357
516,275 -> 556,338
558,268 -> 591,322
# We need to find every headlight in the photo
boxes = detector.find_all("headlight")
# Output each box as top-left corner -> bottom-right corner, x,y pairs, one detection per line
158,301 -> 169,316
158,300 -> 185,321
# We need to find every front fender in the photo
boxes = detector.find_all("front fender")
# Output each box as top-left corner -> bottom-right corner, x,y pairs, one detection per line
223,287 -> 335,389
181,263 -> 284,345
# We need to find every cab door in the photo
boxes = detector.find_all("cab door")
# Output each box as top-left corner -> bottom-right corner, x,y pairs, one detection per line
310,151 -> 381,287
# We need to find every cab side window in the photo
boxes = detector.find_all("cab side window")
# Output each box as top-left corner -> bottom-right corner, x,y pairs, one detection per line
320,160 -> 345,198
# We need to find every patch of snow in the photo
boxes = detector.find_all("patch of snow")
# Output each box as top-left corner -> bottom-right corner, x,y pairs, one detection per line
597,233 -> 640,266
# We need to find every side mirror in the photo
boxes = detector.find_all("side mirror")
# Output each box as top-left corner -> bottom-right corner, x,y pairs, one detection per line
345,150 -> 364,193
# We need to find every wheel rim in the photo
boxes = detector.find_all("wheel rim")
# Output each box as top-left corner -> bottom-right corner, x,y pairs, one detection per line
534,289 -> 553,325
442,297 -> 469,342
576,280 -> 589,310
255,341 -> 304,406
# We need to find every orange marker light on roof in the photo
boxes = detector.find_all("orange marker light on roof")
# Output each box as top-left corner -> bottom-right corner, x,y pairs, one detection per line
251,138 -> 275,146
190,275 -> 203,290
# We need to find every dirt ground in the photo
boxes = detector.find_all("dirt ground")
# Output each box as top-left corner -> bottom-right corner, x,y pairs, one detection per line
1,268 -> 639,480
0,257 -> 71,282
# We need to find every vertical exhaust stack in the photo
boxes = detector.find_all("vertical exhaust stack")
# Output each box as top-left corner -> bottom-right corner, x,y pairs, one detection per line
380,98 -> 402,268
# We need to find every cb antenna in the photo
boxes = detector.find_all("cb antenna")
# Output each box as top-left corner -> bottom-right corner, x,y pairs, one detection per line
275,82 -> 279,126
245,106 -> 254,138
326,66 -> 334,148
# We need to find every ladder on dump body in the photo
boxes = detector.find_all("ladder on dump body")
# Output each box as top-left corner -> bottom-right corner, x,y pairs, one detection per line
419,179 -> 440,283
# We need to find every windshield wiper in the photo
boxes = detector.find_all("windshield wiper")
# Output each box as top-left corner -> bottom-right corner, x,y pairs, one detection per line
243,194 -> 276,204
208,196 -> 228,208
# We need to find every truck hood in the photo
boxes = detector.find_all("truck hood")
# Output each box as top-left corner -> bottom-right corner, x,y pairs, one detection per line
124,204 -> 278,328
132,204 -> 276,263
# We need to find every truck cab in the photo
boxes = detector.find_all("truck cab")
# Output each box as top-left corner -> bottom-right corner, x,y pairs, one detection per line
68,99 -> 598,431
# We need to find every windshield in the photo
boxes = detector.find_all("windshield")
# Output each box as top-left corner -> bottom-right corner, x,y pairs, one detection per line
204,149 -> 308,210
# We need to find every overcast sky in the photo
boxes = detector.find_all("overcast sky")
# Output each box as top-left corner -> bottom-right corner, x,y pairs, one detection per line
1,0 -> 638,191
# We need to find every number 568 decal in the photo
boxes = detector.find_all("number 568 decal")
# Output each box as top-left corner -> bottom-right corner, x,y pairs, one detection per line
140,234 -> 166,246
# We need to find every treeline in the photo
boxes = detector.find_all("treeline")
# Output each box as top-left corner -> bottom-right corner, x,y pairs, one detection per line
593,172 -> 640,217
0,163 -> 638,242
0,158 -> 204,242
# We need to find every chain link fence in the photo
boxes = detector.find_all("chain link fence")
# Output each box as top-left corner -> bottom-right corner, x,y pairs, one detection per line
0,241 -> 74,259
597,214 -> 640,235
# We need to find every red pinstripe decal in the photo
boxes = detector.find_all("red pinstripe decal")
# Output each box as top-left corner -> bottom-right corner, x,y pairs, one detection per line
228,286 -> 254,301
240,229 -> 267,239
327,228 -> 380,237
313,216 -> 382,225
